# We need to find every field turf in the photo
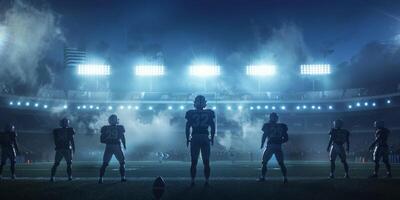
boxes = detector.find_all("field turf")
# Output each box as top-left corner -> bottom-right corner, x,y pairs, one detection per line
0,161 -> 399,200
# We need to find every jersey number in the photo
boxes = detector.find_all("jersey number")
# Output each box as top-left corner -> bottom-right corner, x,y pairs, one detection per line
192,113 -> 209,127
105,128 -> 118,140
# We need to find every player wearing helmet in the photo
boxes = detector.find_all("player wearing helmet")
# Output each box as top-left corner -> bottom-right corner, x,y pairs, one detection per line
258,112 -> 288,183
50,118 -> 76,182
326,119 -> 350,179
98,114 -> 127,183
0,124 -> 19,180
185,95 -> 216,186
369,120 -> 392,178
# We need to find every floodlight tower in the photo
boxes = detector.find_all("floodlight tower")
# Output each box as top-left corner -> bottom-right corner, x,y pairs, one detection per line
300,64 -> 331,91
135,65 -> 165,92
246,65 -> 276,94
189,65 -> 221,91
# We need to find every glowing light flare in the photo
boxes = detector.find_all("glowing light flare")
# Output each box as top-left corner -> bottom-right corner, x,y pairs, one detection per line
300,64 -> 331,75
77,64 -> 111,76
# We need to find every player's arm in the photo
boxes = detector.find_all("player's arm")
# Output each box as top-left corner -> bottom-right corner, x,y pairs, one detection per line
281,125 -> 289,144
120,126 -> 126,150
70,129 -> 76,153
327,131 -> 333,152
185,121 -> 191,147
100,127 -> 106,143
369,134 -> 380,150
260,124 -> 267,149
210,118 -> 216,145
13,132 -> 19,153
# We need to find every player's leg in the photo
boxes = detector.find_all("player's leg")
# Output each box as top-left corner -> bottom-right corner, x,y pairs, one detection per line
382,148 -> 392,178
275,149 -> 288,183
329,146 -> 337,178
114,146 -> 126,182
50,151 -> 63,181
10,148 -> 16,179
338,147 -> 349,178
370,147 -> 380,178
190,140 -> 201,186
200,138 -> 211,185
64,150 -> 73,180
99,146 -> 113,183
259,148 -> 273,181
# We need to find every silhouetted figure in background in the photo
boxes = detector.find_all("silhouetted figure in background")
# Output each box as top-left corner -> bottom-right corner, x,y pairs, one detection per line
369,120 -> 392,178
326,119 -> 350,179
50,118 -> 75,182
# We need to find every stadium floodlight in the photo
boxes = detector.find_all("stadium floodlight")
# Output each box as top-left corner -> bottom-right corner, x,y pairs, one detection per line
63,105 -> 68,109
108,106 -> 113,110
77,64 -> 111,76
356,102 -> 361,107
9,101 -> 13,105
179,105 -> 185,110
328,105 -> 333,110
311,105 -> 316,109
300,64 -> 331,75
148,106 -> 153,110
119,105 -> 124,110
189,65 -> 220,77
281,106 -> 286,110
246,65 -> 276,76
135,65 -> 165,76
271,106 -> 276,110
303,105 -> 307,109
34,103 -> 39,107
77,106 -> 81,110
43,105 -> 48,109
96,106 -> 100,110
264,105 -> 269,109
238,105 -> 243,110
17,102 -> 21,106
387,100 -> 391,104
128,105 -> 132,110
296,106 -> 300,110
256,105 -> 261,110
168,106 -> 173,110
134,106 -> 139,110
372,102 -> 376,107
227,106 -> 232,110
89,105 -> 94,109
212,106 -> 217,110
25,102 -> 30,106
364,102 -> 368,106
317,106 -> 321,110
250,106 -> 254,110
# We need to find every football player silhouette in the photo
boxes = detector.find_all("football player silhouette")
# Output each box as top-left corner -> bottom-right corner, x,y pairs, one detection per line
185,95 -> 215,186
98,114 -> 127,183
326,119 -> 350,179
50,118 -> 75,182
258,112 -> 288,183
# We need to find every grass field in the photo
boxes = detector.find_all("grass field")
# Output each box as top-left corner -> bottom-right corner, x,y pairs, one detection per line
0,161 -> 399,200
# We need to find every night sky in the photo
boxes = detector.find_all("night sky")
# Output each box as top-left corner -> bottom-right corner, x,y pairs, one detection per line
1,0 -> 400,92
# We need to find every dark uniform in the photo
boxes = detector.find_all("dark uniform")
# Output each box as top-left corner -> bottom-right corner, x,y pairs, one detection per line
185,108 -> 215,185
0,130 -> 18,178
371,128 -> 391,177
329,129 -> 350,162
185,109 -> 215,162
327,128 -> 350,178
99,125 -> 126,181
50,127 -> 75,181
261,123 -> 288,165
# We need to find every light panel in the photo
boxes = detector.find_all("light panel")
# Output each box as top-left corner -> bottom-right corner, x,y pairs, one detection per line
189,65 -> 220,77
77,64 -> 111,76
300,64 -> 331,75
246,65 -> 276,76
135,65 -> 165,76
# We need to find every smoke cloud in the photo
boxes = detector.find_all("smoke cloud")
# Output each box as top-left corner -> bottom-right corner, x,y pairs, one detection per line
0,0 -> 64,91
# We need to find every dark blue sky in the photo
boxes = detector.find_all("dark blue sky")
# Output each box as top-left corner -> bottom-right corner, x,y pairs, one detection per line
48,0 -> 400,64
